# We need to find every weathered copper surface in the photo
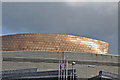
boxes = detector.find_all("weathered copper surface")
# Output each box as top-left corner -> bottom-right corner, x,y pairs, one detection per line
2,33 -> 108,54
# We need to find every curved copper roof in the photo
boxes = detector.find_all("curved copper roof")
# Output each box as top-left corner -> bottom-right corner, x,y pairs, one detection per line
2,33 -> 108,54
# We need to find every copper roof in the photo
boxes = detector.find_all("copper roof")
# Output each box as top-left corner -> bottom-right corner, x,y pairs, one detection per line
2,33 -> 108,54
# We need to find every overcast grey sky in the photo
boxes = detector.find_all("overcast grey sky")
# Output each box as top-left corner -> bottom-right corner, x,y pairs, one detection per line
2,2 -> 118,55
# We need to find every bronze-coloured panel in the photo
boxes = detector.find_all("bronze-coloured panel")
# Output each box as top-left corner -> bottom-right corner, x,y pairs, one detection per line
2,33 -> 108,54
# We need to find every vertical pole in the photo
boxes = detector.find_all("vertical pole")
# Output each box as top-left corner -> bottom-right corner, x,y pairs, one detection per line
70,72 -> 72,80
66,68 -> 67,80
72,62 -> 76,80
61,52 -> 64,80
61,61 -> 62,80
66,56 -> 68,80
63,53 -> 65,80
73,66 -> 74,80
58,60 -> 60,80
72,65 -> 73,80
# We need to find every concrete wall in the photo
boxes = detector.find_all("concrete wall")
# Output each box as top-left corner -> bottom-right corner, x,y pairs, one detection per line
2,51 -> 119,78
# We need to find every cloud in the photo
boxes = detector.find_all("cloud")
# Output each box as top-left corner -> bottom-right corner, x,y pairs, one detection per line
2,2 -> 118,54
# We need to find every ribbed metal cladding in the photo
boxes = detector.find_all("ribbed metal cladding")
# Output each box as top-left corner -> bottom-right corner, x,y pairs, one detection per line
2,33 -> 108,54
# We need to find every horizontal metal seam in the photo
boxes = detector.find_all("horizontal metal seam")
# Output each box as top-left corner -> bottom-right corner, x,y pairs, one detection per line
3,58 -> 119,67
